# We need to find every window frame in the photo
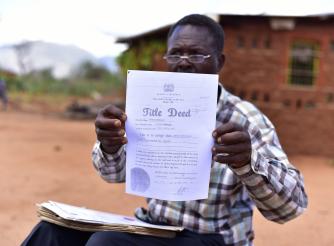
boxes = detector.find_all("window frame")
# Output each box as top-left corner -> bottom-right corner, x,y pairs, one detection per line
287,40 -> 319,87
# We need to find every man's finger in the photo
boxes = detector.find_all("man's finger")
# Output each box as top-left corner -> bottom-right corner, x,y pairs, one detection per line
216,131 -> 249,145
213,152 -> 250,167
212,142 -> 251,154
100,137 -> 128,146
100,137 -> 127,154
96,128 -> 125,138
212,122 -> 243,138
101,105 -> 126,122
95,118 -> 124,130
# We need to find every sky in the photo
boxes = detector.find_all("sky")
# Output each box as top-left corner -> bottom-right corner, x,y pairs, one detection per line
0,0 -> 333,57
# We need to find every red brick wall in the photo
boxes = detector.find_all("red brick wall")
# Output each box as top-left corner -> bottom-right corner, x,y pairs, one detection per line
149,16 -> 334,157
220,17 -> 334,157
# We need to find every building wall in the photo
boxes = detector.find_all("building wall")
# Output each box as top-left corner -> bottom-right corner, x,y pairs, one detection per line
220,17 -> 334,157
146,16 -> 334,156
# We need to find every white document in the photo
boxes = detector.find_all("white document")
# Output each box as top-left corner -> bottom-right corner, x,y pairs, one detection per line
125,70 -> 218,201
40,201 -> 183,231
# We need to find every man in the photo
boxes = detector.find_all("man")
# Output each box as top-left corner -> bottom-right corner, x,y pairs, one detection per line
0,78 -> 8,111
22,14 -> 307,246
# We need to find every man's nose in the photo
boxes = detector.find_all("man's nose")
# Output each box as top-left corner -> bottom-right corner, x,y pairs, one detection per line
178,56 -> 192,65
176,57 -> 194,72
177,57 -> 192,67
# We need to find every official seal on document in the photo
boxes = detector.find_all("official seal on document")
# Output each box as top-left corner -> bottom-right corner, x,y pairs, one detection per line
130,167 -> 150,192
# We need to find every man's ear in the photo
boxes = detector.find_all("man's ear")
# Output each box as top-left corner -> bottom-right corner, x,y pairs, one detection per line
218,53 -> 225,71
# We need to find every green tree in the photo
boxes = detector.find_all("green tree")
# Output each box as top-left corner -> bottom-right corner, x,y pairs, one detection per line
117,39 -> 166,75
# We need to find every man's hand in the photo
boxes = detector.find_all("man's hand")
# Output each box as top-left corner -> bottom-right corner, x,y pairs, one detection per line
212,122 -> 252,168
95,104 -> 127,154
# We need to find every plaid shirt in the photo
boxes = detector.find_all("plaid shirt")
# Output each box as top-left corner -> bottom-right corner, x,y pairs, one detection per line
92,88 -> 308,246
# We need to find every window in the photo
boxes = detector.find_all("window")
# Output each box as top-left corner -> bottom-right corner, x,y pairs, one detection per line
330,40 -> 334,52
252,38 -> 258,48
283,99 -> 291,107
288,41 -> 319,86
327,92 -> 334,103
296,99 -> 302,109
264,36 -> 271,49
263,93 -> 270,102
251,90 -> 258,101
236,36 -> 245,48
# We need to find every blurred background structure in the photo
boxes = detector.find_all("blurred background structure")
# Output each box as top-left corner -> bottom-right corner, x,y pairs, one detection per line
116,13 -> 334,156
1,1 -> 333,155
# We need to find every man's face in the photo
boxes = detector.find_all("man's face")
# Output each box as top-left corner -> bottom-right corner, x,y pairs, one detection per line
166,25 -> 224,74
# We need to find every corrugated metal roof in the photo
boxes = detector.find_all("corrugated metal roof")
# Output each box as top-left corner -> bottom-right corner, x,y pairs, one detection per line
116,13 -> 334,44
116,24 -> 171,44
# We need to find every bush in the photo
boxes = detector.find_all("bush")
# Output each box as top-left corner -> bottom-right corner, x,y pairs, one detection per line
6,68 -> 124,98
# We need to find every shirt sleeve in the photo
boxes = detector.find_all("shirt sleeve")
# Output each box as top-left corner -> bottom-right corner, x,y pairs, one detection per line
91,141 -> 126,183
230,103 -> 308,224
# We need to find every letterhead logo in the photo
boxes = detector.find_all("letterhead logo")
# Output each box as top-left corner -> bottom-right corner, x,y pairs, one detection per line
163,83 -> 174,92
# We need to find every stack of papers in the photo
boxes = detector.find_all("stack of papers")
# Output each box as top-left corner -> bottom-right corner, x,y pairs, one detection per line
37,201 -> 183,238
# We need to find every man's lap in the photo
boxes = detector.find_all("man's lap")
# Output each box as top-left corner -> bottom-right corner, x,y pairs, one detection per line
22,221 -> 225,246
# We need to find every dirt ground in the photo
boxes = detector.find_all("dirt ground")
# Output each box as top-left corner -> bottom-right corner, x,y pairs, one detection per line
1,111 -> 334,246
